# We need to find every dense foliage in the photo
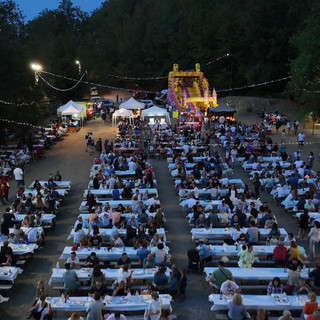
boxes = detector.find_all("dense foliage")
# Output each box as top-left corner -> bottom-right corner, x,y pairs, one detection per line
0,0 -> 319,125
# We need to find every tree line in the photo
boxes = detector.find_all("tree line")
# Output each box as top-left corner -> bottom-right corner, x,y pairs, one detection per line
0,0 -> 319,127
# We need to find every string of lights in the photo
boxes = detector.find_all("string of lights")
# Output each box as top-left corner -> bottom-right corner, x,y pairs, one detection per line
0,99 -> 34,106
0,118 -> 43,129
38,70 -> 156,94
206,53 -> 230,65
38,71 -> 87,92
217,76 -> 292,93
105,73 -> 167,81
38,69 -> 292,95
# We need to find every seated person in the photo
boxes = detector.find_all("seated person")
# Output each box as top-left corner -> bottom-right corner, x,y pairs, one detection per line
88,231 -> 102,248
106,312 -> 126,320
220,280 -> 241,296
115,253 -> 132,269
154,243 -> 169,265
112,280 -> 129,296
67,252 -> 80,269
84,252 -> 100,267
110,233 -> 124,248
293,277 -> 310,295
195,214 -> 209,229
143,253 -> 156,268
1,250 -> 16,266
89,280 -> 107,298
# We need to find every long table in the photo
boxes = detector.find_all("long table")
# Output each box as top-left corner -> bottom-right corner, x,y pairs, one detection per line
60,246 -> 169,261
87,179 -> 157,189
23,189 -> 68,197
202,244 -> 305,258
83,188 -> 158,199
190,227 -> 287,240
49,267 -> 171,284
47,294 -> 172,312
29,181 -> 71,190
0,243 -> 39,256
0,267 -> 23,283
209,294 -> 319,311
67,227 -> 165,240
204,267 -> 308,281
79,199 -> 160,212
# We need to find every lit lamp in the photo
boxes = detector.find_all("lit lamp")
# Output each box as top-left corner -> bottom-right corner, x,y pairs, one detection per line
31,63 -> 43,85
75,60 -> 81,74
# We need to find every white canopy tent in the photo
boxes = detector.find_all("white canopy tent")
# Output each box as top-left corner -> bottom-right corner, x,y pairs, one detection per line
57,100 -> 85,117
112,108 -> 134,126
119,97 -> 145,110
141,106 -> 171,125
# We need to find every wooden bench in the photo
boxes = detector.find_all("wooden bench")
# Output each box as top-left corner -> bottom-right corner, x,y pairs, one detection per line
52,284 -> 147,292
0,284 -> 13,291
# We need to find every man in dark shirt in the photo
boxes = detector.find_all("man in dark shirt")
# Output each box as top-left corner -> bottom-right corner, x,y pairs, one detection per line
115,253 -> 131,268
89,280 -> 107,298
93,174 -> 100,190
1,207 -> 14,235
309,264 -> 320,288
259,202 -> 269,213
89,232 -> 102,248
84,252 -> 100,267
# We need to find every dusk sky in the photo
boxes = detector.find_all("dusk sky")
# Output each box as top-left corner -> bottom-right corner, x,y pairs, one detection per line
14,0 -> 104,21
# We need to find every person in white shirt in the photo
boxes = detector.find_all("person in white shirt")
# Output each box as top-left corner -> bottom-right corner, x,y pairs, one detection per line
67,252 -> 80,269
13,166 -> 24,188
106,313 -> 126,320
154,243 -> 168,264
28,227 -> 39,243
298,132 -> 305,150
220,280 -> 241,296
128,160 -> 136,172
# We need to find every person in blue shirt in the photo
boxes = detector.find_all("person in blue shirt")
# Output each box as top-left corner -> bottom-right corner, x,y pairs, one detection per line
136,241 -> 149,265
127,215 -> 138,229
197,241 -> 212,271
90,217 -> 104,228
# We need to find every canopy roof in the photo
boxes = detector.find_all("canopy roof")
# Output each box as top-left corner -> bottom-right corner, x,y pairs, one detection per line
209,102 -> 236,116
141,106 -> 171,124
112,108 -> 134,125
113,108 -> 133,117
57,100 -> 86,117
119,97 -> 145,110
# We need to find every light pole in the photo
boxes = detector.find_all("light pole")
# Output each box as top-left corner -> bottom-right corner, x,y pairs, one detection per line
75,60 -> 81,74
31,63 -> 43,85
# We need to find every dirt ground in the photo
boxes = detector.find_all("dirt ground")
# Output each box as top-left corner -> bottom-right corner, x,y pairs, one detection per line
1,96 -> 320,319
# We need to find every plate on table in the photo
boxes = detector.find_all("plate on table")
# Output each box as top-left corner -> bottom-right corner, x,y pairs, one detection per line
71,300 -> 84,306
80,268 -> 91,273
134,270 -> 144,275
116,297 -> 128,304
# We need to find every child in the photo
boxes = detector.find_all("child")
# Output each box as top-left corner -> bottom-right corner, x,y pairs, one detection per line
179,269 -> 187,301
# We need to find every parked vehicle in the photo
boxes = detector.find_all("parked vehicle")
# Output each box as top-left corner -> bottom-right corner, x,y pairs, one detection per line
140,100 -> 153,108
154,89 -> 168,105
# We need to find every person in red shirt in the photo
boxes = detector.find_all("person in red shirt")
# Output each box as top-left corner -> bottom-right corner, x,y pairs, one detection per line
273,240 -> 287,266
306,310 -> 320,320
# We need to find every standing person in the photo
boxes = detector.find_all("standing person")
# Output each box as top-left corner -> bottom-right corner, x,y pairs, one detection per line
178,269 -> 187,301
144,291 -> 162,320
294,120 -> 299,135
116,95 -> 119,103
298,210 -> 310,241
197,241 -> 212,271
0,174 -> 9,204
13,165 -> 24,188
308,221 -> 320,261
275,119 -> 281,133
252,173 -> 261,199
298,131 -> 305,151
227,293 -> 247,320
280,129 -> 286,145
86,292 -> 105,320
62,263 -> 80,295
286,121 -> 291,135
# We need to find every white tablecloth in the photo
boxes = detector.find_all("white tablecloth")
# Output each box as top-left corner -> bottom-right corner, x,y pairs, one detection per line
209,294 -> 320,311
190,227 -> 287,240
67,227 -> 165,240
23,189 -> 68,197
47,294 -> 172,312
29,181 -> 71,189
203,244 -> 305,257
83,188 -> 158,199
14,214 -> 56,225
204,267 -> 308,281
0,267 -> 23,282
